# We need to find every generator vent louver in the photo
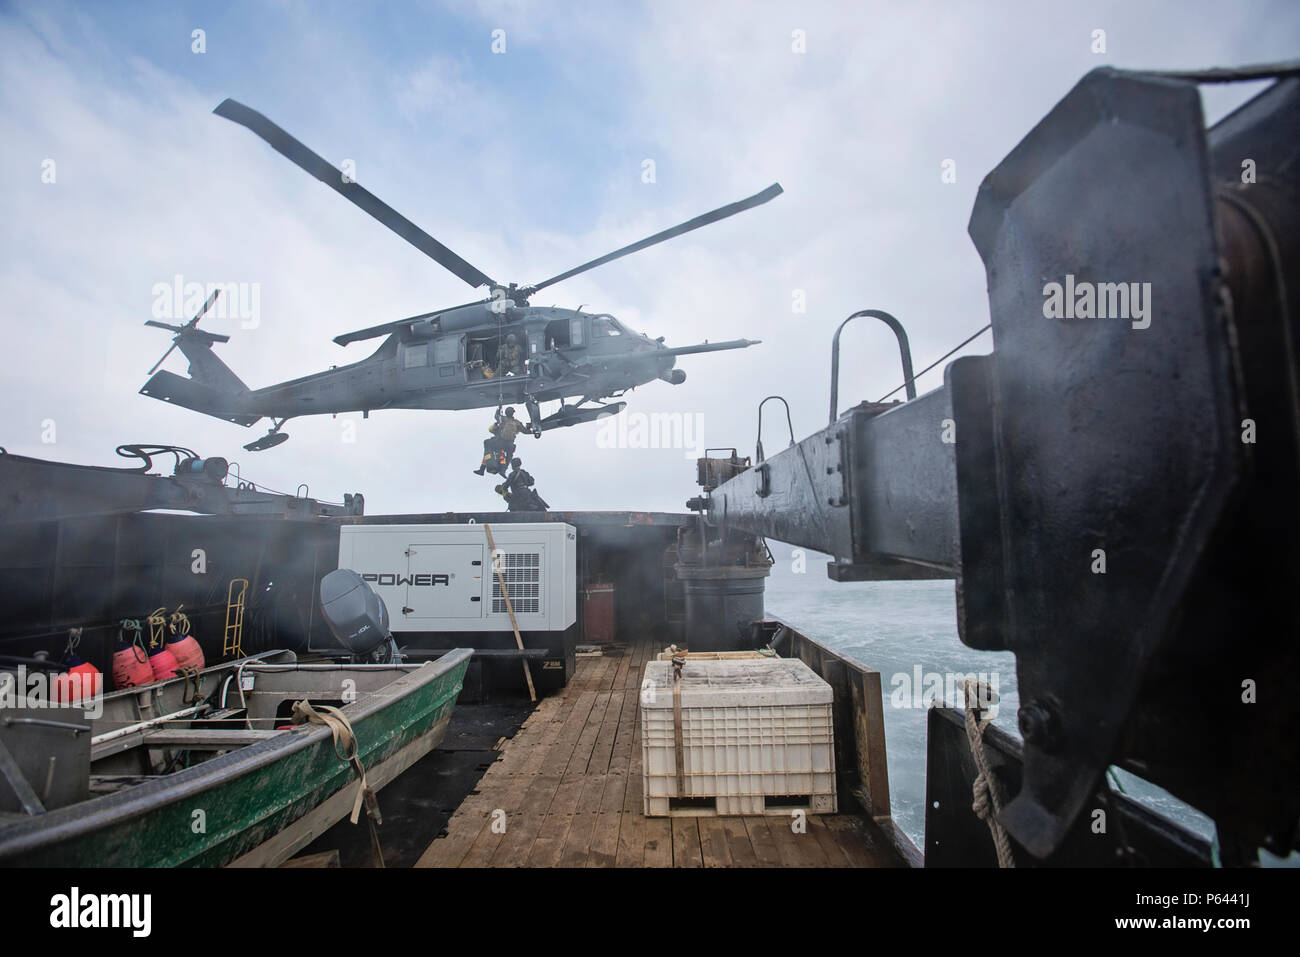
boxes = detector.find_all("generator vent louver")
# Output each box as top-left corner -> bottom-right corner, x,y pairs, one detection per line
492,551 -> 541,614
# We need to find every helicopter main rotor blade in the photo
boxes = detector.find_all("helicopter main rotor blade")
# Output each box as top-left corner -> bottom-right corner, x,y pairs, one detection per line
333,299 -> 489,346
521,183 -> 783,297
145,320 -> 185,333
213,99 -> 496,291
148,342 -> 179,376
190,288 -> 221,324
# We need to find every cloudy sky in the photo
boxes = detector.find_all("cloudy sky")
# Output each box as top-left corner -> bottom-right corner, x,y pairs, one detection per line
1,0 -> 1294,515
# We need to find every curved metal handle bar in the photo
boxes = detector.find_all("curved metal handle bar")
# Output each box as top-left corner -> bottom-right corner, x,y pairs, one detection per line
829,309 -> 916,425
756,395 -> 795,463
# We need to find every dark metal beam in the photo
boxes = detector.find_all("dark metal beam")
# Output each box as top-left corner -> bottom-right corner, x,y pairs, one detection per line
709,388 -> 959,579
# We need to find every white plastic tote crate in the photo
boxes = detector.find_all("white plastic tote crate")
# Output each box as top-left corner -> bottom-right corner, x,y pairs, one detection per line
640,657 -> 837,817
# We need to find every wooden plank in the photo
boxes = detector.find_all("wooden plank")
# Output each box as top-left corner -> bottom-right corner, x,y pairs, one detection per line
564,688 -> 615,780
428,688 -> 590,868
526,681 -> 622,866
142,729 -> 283,749
642,817 -> 673,867
587,688 -> 629,776
742,816 -> 783,867
670,816 -> 703,868
608,686 -> 639,779
416,782 -> 500,867
557,773 -> 609,867
697,816 -> 733,868
581,685 -> 636,866
458,697 -> 571,866
526,774 -> 586,866
852,670 -> 892,818
418,696 -> 561,867
720,818 -> 759,867
608,643 -> 633,691
571,652 -> 612,693
631,635 -> 654,689
490,686 -> 603,866
615,640 -> 655,867
488,700 -> 594,865
826,814 -> 911,868
595,652 -> 618,693
584,769 -> 629,867
764,811 -> 832,867
806,816 -> 857,867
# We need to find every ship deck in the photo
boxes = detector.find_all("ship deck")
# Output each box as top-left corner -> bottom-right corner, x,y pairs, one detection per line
416,637 -> 902,868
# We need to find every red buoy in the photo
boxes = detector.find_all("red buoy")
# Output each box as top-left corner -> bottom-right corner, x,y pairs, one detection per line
112,642 -> 153,690
55,656 -> 102,704
148,645 -> 180,682
166,633 -> 205,671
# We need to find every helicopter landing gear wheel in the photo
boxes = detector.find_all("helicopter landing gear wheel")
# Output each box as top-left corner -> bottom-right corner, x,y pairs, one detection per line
244,418 -> 290,452
525,398 -> 542,437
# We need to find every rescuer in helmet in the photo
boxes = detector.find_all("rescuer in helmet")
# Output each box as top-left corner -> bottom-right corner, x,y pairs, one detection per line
497,333 -> 524,376
505,457 -> 549,511
494,407 -> 527,455
474,407 -> 526,475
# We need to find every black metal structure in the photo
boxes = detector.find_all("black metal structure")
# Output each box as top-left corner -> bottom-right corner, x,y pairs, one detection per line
701,68 -> 1300,862
0,447 -> 364,524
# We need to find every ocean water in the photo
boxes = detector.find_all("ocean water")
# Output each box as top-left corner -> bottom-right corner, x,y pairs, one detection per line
762,556 -> 1217,853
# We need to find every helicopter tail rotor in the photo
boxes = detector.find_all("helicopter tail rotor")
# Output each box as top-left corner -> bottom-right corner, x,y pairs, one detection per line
144,289 -> 228,374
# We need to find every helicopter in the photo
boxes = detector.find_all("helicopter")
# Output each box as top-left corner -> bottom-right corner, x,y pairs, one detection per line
139,99 -> 779,451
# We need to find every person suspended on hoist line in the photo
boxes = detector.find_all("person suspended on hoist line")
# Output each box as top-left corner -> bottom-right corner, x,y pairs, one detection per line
474,407 -> 527,475
505,457 -> 534,495
504,457 -> 549,511
494,406 -> 528,455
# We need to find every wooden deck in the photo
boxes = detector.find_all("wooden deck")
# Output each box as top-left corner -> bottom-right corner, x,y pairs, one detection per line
416,638 -> 901,867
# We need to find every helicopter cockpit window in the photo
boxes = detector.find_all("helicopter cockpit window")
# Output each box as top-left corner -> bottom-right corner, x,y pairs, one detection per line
403,344 -> 429,368
591,317 -> 622,337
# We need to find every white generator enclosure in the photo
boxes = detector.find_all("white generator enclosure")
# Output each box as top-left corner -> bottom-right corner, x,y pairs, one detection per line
337,523 -> 577,633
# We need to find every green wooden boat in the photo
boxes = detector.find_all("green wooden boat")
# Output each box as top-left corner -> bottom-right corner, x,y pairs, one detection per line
0,648 -> 472,867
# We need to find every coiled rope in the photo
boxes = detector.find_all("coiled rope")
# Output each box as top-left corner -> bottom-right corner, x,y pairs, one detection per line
962,676 -> 1015,868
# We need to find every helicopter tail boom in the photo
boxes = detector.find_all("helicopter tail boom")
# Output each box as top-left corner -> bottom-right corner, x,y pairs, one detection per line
138,370 -> 261,427
139,328 -> 259,426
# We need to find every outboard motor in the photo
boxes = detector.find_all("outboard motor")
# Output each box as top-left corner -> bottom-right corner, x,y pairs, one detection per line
318,569 -> 403,664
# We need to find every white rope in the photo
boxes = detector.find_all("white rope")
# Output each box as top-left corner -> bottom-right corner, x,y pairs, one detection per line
962,676 -> 1016,868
